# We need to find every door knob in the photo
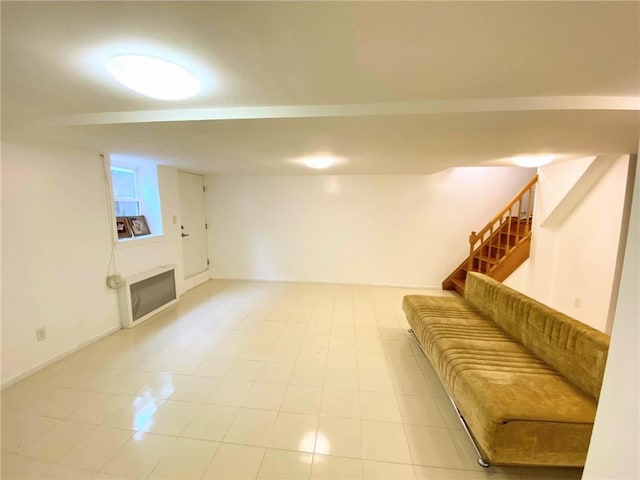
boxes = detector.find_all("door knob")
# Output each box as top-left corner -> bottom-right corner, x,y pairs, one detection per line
181,233 -> 190,238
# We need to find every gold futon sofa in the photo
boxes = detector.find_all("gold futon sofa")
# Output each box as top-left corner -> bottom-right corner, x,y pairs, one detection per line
403,272 -> 610,467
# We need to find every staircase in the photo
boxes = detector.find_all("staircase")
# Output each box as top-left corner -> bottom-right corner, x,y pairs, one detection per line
443,175 -> 538,296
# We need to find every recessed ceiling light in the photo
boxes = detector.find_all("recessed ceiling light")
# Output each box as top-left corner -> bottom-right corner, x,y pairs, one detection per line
299,154 -> 345,170
512,154 -> 555,168
108,54 -> 200,100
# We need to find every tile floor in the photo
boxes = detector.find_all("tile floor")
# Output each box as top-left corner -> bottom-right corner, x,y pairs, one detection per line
1,280 -> 583,480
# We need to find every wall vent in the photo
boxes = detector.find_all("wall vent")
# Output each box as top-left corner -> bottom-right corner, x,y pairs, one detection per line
118,265 -> 177,328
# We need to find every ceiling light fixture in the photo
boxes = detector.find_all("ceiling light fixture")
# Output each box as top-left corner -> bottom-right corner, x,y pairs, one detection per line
512,154 -> 555,168
108,54 -> 200,100
299,154 -> 345,170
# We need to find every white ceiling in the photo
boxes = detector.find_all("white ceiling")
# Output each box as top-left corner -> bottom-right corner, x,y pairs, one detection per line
2,1 -> 639,174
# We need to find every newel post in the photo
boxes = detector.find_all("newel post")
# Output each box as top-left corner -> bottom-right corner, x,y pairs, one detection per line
468,231 -> 477,273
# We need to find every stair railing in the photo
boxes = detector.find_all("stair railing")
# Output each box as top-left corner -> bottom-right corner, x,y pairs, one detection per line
467,175 -> 538,275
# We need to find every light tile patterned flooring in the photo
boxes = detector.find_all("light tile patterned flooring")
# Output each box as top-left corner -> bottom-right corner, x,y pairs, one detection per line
1,280 -> 583,480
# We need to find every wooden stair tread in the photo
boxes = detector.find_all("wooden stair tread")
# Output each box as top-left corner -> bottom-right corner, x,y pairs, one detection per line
474,256 -> 498,265
451,278 -> 466,296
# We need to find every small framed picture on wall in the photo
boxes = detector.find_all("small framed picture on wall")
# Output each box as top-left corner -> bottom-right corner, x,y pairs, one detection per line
116,217 -> 133,238
129,215 -> 151,236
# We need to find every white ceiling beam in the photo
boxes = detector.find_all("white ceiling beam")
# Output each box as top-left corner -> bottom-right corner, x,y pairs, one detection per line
53,96 -> 640,126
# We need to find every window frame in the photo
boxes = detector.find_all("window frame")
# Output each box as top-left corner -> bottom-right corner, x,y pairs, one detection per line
110,162 -> 143,217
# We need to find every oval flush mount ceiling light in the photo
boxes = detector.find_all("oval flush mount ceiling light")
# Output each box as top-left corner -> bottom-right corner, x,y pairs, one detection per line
512,154 -> 555,168
300,154 -> 345,170
108,54 -> 200,100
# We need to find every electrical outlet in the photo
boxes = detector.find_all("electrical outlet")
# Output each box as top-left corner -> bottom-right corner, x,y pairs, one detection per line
35,327 -> 47,342
574,298 -> 581,308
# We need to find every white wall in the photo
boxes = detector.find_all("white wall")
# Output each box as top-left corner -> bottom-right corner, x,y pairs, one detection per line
583,157 -> 639,479
505,156 -> 630,331
205,167 -> 535,287
1,142 -> 186,386
1,142 -> 119,384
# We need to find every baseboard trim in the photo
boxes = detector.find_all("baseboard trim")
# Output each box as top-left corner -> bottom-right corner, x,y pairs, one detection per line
209,276 -> 442,291
1,325 -> 122,390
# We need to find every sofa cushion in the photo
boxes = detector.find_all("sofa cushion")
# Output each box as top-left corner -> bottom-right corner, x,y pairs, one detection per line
464,272 -> 610,401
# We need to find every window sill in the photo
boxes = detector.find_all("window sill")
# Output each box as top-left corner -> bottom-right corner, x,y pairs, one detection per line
116,233 -> 165,249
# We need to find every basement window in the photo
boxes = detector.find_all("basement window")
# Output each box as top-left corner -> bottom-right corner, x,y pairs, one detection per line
111,164 -> 142,216
109,156 -> 163,241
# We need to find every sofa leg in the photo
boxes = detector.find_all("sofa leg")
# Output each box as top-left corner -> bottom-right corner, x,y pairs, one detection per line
452,400 -> 491,468
407,329 -> 491,468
